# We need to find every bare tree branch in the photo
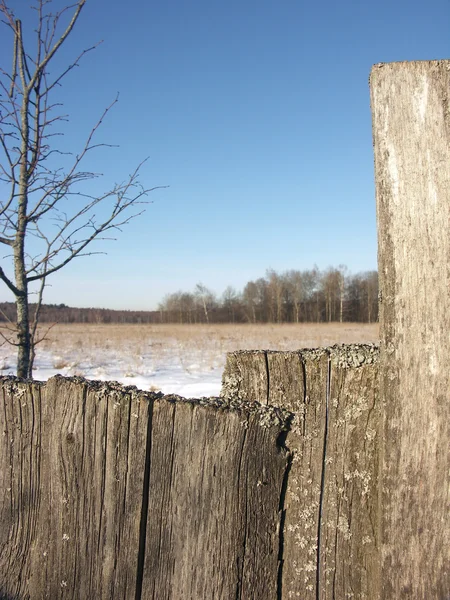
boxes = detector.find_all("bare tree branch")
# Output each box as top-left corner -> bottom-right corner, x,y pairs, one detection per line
0,0 -> 165,377
27,1 -> 87,93
0,265 -> 19,295
0,306 -> 14,324
0,329 -> 19,347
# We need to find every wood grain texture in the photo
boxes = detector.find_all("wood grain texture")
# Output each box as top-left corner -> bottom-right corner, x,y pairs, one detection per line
221,350 -> 269,405
278,350 -> 328,599
0,376 -> 150,600
0,376 -> 291,599
141,395 -> 289,600
371,60 -> 450,598
0,379 -> 43,600
221,345 -> 380,599
320,347 -> 380,599
266,351 -> 305,413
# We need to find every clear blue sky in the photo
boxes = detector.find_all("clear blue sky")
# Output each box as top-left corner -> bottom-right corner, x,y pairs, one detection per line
1,0 -> 449,310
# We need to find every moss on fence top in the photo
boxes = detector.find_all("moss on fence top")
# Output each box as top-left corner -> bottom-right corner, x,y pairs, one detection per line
0,373 -> 293,432
226,342 -> 379,368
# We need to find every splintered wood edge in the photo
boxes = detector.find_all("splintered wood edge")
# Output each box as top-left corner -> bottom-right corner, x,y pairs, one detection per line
0,374 -> 294,432
224,343 -> 379,367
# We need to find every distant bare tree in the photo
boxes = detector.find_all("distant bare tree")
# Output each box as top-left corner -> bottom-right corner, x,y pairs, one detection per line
179,292 -> 196,324
242,281 -> 258,323
285,270 -> 303,323
321,268 -> 341,322
337,264 -> 348,323
195,283 -> 215,324
222,285 -> 240,323
266,269 -> 285,323
0,0 -> 163,377
365,270 -> 378,323
345,271 -> 379,323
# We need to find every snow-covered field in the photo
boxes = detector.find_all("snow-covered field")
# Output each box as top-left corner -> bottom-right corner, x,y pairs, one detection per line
0,323 -> 379,398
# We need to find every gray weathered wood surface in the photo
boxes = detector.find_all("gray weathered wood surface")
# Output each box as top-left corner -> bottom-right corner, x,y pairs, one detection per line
0,376 -> 291,599
0,376 -> 150,600
141,396 -> 289,599
221,343 -> 380,599
371,60 -> 450,598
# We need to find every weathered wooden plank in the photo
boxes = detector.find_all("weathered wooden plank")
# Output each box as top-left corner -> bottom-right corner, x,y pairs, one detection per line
319,345 -> 380,599
1,375 -> 292,599
279,349 -> 328,600
221,350 -> 269,404
0,376 -> 151,600
371,60 -> 450,598
141,395 -> 290,600
266,351 -> 305,412
0,379 -> 43,600
79,380 -> 151,599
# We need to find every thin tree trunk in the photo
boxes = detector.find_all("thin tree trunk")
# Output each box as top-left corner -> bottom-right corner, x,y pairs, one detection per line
14,234 -> 34,378
202,298 -> 209,324
276,291 -> 282,323
13,191 -> 30,378
14,26 -> 31,379
28,276 -> 46,375
14,289 -> 30,379
15,149 -> 31,375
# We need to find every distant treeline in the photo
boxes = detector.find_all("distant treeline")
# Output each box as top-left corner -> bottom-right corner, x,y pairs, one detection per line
0,266 -> 378,326
0,303 -> 161,324
158,267 -> 379,324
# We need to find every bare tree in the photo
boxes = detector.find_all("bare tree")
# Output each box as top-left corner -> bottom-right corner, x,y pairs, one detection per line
285,270 -> 303,323
0,1 -> 162,377
321,268 -> 341,322
195,283 -> 215,324
365,270 -> 378,324
266,269 -> 285,323
222,285 -> 240,323
337,264 -> 348,323
242,280 -> 258,323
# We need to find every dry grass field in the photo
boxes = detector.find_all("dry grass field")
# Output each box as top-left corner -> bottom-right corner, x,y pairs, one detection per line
37,321 -> 379,354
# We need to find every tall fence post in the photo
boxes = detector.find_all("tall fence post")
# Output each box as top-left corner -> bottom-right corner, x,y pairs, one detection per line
370,60 -> 450,598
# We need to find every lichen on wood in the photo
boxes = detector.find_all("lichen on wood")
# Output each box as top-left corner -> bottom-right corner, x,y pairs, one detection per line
221,344 -> 380,598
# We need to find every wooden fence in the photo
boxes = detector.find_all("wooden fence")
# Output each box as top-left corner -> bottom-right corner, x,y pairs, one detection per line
0,376 -> 291,599
0,59 -> 449,598
0,345 -> 379,600
222,344 -> 380,599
